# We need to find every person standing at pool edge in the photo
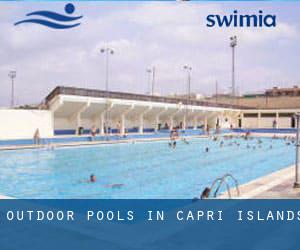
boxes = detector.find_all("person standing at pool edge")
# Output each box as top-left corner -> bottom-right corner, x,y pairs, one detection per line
33,128 -> 40,145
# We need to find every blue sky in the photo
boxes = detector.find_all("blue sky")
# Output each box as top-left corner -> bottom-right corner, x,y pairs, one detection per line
0,1 -> 300,106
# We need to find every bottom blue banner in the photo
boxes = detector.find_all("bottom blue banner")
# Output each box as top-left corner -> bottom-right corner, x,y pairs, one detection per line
0,199 -> 299,250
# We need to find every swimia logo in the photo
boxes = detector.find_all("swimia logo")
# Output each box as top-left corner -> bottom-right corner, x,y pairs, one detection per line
206,10 -> 276,28
14,3 -> 83,29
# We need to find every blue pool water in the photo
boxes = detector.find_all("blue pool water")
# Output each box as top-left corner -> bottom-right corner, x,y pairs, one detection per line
0,137 -> 295,198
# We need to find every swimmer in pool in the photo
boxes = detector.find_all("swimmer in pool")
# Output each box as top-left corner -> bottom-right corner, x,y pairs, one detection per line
106,184 -> 124,189
200,187 -> 211,199
90,174 -> 96,183
205,147 -> 209,153
182,138 -> 190,145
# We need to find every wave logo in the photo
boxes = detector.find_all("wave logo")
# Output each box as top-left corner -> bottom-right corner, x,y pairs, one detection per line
14,3 -> 82,29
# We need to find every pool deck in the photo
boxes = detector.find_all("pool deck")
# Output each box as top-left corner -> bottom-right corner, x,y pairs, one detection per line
220,165 -> 300,199
0,132 -> 296,151
0,134 -> 211,151
0,194 -> 13,199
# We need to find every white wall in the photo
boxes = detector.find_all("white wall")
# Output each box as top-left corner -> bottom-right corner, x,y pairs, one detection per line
54,117 -> 76,130
242,117 -> 292,128
259,117 -> 275,128
242,118 -> 259,128
278,117 -> 291,128
0,109 -> 53,140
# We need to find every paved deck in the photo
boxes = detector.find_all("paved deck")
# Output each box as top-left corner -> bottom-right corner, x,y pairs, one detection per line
0,134 -> 211,151
220,165 -> 300,199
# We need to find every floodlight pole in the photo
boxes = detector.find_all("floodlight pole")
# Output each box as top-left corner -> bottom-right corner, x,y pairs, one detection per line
183,65 -> 192,129
294,113 -> 300,188
8,71 -> 16,108
101,47 -> 114,93
183,65 -> 192,100
146,68 -> 152,95
151,66 -> 156,96
230,36 -> 237,99
100,47 -> 114,137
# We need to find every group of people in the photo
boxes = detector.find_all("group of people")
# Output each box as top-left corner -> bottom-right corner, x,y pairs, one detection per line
82,121 -> 126,140
168,128 -> 191,148
169,128 -> 179,148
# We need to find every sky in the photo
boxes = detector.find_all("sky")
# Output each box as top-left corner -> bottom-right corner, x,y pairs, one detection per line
0,1 -> 300,106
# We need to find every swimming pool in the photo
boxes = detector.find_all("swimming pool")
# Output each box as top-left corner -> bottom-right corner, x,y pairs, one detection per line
0,136 -> 295,198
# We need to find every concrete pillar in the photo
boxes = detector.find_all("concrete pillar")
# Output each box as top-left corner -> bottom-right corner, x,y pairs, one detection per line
204,116 -> 208,131
258,112 -> 261,128
276,112 -> 279,129
240,113 -> 244,128
169,116 -> 174,130
121,113 -> 125,135
193,116 -> 198,130
182,115 -> 186,130
139,114 -> 144,134
99,112 -> 105,135
155,115 -> 160,132
71,102 -> 90,135
76,113 -> 81,135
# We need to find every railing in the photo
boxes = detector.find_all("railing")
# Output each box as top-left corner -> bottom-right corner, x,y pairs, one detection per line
209,173 -> 240,198
45,86 -> 251,109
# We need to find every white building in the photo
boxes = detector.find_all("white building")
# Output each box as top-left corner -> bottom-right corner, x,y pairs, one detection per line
0,86 -> 299,140
47,87 -> 239,136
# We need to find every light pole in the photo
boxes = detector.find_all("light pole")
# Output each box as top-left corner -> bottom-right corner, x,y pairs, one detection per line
294,113 -> 300,188
8,71 -> 16,108
183,65 -> 192,130
183,65 -> 192,102
146,68 -> 152,95
230,36 -> 237,98
215,80 -> 218,103
100,47 -> 114,93
146,66 -> 156,95
152,66 -> 156,96
100,47 -> 114,136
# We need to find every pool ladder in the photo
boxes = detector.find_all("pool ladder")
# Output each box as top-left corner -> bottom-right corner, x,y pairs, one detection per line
209,173 -> 240,199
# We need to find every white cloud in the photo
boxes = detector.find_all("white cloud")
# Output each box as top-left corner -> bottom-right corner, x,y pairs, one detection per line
0,2 -> 300,106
